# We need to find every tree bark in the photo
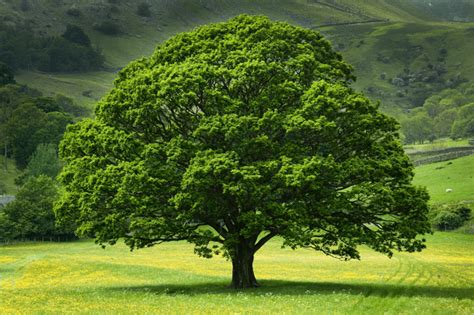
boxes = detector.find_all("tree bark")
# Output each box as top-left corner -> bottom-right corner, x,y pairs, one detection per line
230,240 -> 260,288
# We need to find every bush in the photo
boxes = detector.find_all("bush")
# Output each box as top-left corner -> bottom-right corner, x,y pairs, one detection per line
432,210 -> 464,230
136,2 -> 151,17
430,204 -> 472,231
457,206 -> 472,221
0,62 -> 15,86
93,21 -> 121,35
0,21 -> 104,73
66,8 -> 82,17
37,37 -> 104,72
62,24 -> 91,47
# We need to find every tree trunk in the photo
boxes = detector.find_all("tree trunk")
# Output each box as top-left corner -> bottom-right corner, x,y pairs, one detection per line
230,241 -> 260,288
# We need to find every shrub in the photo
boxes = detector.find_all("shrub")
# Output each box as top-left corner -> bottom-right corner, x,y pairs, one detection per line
432,210 -> 464,230
457,206 -> 472,221
37,37 -> 104,72
62,24 -> 91,47
66,8 -> 82,17
430,204 -> 472,231
0,62 -> 15,86
93,21 -> 121,35
136,2 -> 151,17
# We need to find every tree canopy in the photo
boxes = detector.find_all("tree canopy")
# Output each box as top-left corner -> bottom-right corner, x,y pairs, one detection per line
56,15 -> 430,288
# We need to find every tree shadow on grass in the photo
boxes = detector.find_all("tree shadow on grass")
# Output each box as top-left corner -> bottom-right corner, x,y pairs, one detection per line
106,279 -> 473,299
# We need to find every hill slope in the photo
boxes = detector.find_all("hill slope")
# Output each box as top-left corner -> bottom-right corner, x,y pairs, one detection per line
1,0 -> 472,113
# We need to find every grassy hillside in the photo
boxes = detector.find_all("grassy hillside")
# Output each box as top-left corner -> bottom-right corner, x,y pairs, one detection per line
413,155 -> 474,204
1,233 -> 472,313
1,0 -> 473,198
1,0 -> 472,114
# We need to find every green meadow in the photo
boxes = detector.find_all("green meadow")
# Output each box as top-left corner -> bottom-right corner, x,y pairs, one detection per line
413,155 -> 474,204
1,144 -> 473,314
0,232 -> 472,314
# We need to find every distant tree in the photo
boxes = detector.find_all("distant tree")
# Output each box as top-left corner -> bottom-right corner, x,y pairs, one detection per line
450,103 -> 474,138
93,21 -> 121,36
16,143 -> 61,185
66,8 -> 82,17
0,63 -> 15,86
0,211 -> 17,240
20,0 -> 30,11
56,15 -> 430,288
5,102 -> 46,169
37,37 -> 104,72
136,2 -> 151,17
5,102 -> 72,169
62,24 -> 91,47
402,113 -> 434,144
434,108 -> 458,138
2,176 -> 58,240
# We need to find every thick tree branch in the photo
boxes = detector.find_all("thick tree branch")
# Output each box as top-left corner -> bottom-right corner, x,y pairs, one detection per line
254,231 -> 277,252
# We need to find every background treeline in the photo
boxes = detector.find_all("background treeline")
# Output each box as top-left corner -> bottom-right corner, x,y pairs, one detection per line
0,21 -> 104,72
401,82 -> 474,144
0,66 -> 89,168
0,68 -> 82,242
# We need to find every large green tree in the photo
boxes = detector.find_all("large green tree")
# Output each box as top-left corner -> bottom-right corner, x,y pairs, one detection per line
56,15 -> 430,288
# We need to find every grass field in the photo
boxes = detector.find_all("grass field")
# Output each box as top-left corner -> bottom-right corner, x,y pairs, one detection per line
0,233 -> 472,314
413,155 -> 474,204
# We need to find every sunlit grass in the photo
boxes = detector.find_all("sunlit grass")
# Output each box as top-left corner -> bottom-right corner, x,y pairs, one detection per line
1,233 -> 472,314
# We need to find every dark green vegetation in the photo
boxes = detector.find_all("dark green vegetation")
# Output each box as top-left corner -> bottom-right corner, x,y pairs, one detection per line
0,78 -> 86,169
0,233 -> 472,313
56,16 -> 431,288
401,83 -> 474,143
0,175 -> 74,241
0,70 -> 87,242
0,20 -> 103,72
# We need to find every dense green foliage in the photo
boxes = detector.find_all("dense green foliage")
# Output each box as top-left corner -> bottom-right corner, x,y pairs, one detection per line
0,175 -> 74,241
15,143 -> 61,186
401,82 -> 474,143
62,24 -> 92,47
57,15 -> 430,288
429,204 -> 472,231
0,79 -> 85,169
0,21 -> 103,72
0,62 -> 15,86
